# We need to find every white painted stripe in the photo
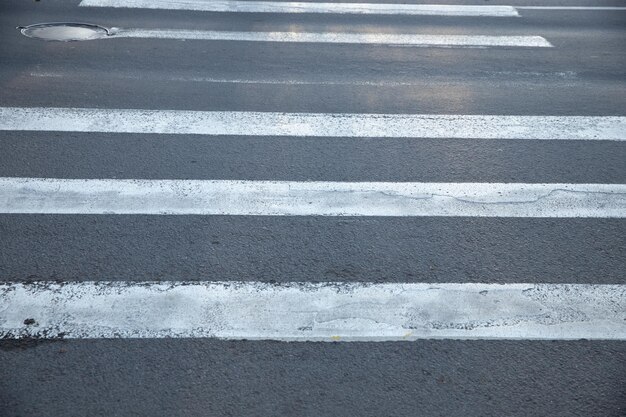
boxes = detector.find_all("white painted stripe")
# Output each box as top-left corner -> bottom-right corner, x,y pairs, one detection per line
1,108 -> 624,140
27,70 -> 580,85
1,282 -> 624,341
517,6 -> 626,11
108,29 -> 552,47
1,178 -> 625,217
79,0 -> 520,16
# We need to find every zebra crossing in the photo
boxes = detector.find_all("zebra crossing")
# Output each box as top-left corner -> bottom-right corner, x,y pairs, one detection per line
1,0 -> 624,342
0,0 -> 625,415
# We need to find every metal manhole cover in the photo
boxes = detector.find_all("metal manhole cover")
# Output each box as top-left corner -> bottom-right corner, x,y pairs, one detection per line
18,22 -> 110,41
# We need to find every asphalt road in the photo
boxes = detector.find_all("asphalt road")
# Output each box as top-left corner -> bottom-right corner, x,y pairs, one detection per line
1,1 -> 625,416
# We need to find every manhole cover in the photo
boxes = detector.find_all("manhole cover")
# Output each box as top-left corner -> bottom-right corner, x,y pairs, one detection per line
18,23 -> 110,41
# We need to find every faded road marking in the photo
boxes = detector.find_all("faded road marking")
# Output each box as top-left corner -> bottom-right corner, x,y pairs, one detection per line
27,70 -> 580,86
79,1 -> 520,17
107,29 -> 552,48
1,108 -> 624,140
1,178 -> 625,217
1,282 -> 624,341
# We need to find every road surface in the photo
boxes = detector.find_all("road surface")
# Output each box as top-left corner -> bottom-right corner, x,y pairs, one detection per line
0,0 -> 625,416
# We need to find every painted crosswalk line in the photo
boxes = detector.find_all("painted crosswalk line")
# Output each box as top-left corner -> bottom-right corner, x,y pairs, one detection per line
1,178 -> 625,217
27,69 -> 580,86
79,0 -> 520,16
1,107 -> 624,140
1,282 -> 624,341
106,29 -> 552,47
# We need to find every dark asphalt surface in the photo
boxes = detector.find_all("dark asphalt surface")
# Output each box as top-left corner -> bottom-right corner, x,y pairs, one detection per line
2,339 -> 625,417
1,0 -> 625,416
1,216 -> 625,284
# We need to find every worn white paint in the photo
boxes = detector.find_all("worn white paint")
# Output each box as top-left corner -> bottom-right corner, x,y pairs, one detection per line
107,29 -> 552,47
79,0 -> 520,16
27,70 -> 579,85
1,178 -> 625,217
1,107 -> 624,140
1,282 -> 624,341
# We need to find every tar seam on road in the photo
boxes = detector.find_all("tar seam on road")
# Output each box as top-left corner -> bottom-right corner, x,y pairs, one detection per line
1,178 -> 625,218
1,108 -> 625,140
1,282 -> 624,341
